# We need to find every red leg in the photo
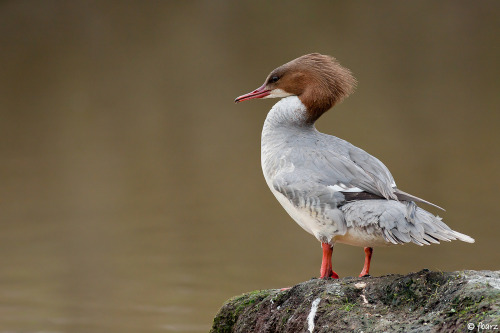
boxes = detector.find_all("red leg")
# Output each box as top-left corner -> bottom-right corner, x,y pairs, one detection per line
359,247 -> 373,277
320,243 -> 339,279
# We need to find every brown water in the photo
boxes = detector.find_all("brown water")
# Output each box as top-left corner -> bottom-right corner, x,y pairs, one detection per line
0,1 -> 499,332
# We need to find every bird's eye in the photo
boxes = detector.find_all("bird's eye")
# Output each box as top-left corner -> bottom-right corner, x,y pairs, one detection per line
269,76 -> 279,83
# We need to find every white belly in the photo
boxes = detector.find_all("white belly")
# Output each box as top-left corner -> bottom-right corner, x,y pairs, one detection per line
334,228 -> 392,247
270,187 -> 318,236
269,183 -> 391,247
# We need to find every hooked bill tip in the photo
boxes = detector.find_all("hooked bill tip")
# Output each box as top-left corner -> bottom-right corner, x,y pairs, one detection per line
234,87 -> 271,103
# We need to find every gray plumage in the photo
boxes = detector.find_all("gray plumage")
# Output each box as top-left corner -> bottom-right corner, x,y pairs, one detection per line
261,96 -> 474,247
340,200 -> 473,246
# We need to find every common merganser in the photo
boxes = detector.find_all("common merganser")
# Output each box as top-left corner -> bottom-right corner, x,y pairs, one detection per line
235,53 -> 474,279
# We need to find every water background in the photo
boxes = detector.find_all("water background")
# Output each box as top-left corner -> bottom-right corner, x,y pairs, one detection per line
0,1 -> 499,332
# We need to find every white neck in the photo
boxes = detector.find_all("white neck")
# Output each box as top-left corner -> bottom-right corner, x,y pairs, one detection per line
261,96 -> 316,181
262,96 -> 311,130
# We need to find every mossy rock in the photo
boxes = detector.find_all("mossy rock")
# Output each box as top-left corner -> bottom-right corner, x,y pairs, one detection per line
211,270 -> 500,333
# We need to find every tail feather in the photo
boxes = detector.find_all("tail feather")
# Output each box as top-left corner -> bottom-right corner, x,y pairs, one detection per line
450,231 -> 475,243
341,199 -> 474,246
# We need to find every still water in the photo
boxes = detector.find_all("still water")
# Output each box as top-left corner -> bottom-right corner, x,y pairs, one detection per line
0,1 -> 499,332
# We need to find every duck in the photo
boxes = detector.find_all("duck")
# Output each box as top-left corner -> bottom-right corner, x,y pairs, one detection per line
235,53 -> 474,279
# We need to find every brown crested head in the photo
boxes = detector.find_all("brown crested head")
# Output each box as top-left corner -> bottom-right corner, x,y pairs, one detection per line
235,53 -> 357,122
